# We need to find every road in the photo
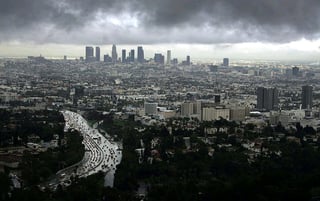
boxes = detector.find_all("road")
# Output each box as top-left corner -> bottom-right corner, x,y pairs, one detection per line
42,110 -> 122,190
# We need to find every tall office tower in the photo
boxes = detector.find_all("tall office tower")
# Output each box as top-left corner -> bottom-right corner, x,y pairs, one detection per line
129,49 -> 135,62
167,50 -> 171,65
95,46 -> 100,61
186,55 -> 190,65
292,66 -> 299,76
121,49 -> 126,63
257,87 -> 264,110
223,58 -> 229,67
85,46 -> 94,62
257,87 -> 279,111
154,53 -> 164,64
302,85 -> 313,109
137,46 -> 144,63
111,44 -> 118,63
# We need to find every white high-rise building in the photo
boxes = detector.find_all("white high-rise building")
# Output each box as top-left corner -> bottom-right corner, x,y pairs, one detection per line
167,50 -> 171,65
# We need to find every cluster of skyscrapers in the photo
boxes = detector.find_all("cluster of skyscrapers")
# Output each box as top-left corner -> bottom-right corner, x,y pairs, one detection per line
84,45 -> 191,65
85,45 -> 145,63
85,46 -> 100,62
120,46 -> 144,63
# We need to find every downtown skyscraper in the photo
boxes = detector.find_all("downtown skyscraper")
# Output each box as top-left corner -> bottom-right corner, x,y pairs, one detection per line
121,49 -> 126,63
137,46 -> 144,63
167,50 -> 171,65
223,58 -> 229,67
95,47 -> 100,62
112,44 -> 118,63
154,53 -> 165,64
129,49 -> 135,63
85,46 -> 94,62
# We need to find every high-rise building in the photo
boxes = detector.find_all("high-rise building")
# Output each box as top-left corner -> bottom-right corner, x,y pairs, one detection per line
95,46 -> 100,61
122,49 -> 126,63
129,49 -> 135,63
257,87 -> 264,110
292,66 -> 299,76
182,56 -> 191,65
302,85 -> 313,109
137,46 -> 144,63
154,53 -> 164,64
85,46 -> 94,62
186,55 -> 190,65
167,50 -> 171,65
223,58 -> 229,67
112,44 -> 118,63
257,87 -> 279,111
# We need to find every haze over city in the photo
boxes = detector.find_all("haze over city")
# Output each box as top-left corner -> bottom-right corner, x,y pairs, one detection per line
1,0 -> 320,61
3,1 -> 320,201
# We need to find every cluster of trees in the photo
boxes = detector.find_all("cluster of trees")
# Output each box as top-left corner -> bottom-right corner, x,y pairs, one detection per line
0,109 -> 65,146
106,117 -> 320,200
19,130 -> 84,186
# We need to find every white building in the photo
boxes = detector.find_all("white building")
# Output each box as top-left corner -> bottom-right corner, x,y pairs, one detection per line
181,102 -> 194,117
202,107 -> 230,121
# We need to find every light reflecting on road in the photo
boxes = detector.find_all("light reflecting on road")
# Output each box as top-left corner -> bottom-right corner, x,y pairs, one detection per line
61,110 -> 122,187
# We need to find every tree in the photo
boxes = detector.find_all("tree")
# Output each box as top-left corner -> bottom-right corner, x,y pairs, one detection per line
304,125 -> 316,135
0,173 -> 10,201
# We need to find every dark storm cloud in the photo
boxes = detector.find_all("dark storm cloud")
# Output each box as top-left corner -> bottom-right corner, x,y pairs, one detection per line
0,0 -> 319,44
140,0 -> 320,41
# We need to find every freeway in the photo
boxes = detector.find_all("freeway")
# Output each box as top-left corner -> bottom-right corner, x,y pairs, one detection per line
62,110 -> 122,182
43,110 -> 122,190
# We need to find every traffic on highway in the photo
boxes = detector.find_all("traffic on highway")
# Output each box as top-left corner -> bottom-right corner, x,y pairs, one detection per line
42,110 -> 122,190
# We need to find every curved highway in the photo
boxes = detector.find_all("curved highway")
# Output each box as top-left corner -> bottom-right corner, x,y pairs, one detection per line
43,110 -> 122,190
62,110 -> 122,180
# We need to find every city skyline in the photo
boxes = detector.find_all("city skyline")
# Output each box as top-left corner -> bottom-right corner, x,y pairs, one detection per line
0,0 -> 320,61
1,42 -> 320,63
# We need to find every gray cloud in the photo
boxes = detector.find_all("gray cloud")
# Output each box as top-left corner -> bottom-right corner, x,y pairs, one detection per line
0,0 -> 320,44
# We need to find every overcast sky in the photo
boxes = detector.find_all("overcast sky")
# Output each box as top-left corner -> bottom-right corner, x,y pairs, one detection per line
0,0 -> 320,61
